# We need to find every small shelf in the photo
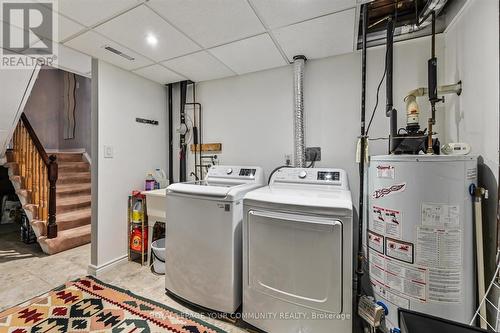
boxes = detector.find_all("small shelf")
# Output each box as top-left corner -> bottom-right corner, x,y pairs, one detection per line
128,192 -> 148,266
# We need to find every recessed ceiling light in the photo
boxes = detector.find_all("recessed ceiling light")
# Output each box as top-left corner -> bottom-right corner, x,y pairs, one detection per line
146,33 -> 158,46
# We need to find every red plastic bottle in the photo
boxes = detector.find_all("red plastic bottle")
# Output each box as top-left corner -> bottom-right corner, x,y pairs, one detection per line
130,226 -> 148,252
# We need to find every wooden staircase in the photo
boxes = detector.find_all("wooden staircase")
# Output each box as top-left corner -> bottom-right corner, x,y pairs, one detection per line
4,114 -> 91,254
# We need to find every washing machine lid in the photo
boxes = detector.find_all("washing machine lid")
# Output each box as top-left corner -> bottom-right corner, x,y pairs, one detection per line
244,184 -> 352,211
167,165 -> 265,200
167,180 -> 258,199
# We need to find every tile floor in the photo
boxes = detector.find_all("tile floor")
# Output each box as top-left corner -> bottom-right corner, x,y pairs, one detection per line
0,223 -> 245,332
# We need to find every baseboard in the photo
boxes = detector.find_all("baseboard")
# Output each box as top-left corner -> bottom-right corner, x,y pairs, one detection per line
87,254 -> 128,277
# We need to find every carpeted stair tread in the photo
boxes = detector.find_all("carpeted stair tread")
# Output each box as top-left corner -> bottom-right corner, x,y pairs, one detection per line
58,161 -> 90,172
57,171 -> 91,184
57,207 -> 91,231
53,152 -> 84,162
40,224 -> 91,255
57,183 -> 91,197
57,194 -> 91,213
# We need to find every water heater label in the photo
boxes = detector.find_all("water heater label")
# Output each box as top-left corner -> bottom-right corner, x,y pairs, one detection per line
372,183 -> 406,199
428,269 -> 462,303
368,231 -> 384,253
376,165 -> 395,179
416,227 -> 462,268
467,167 -> 477,180
384,208 -> 402,238
371,205 -> 386,234
369,251 -> 428,302
371,205 -> 402,238
386,238 -> 414,264
422,203 -> 460,228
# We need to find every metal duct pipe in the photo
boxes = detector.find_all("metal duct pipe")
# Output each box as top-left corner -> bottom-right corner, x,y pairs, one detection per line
293,55 -> 307,168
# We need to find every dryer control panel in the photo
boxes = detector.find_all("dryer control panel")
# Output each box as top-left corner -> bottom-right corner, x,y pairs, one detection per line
272,168 -> 349,189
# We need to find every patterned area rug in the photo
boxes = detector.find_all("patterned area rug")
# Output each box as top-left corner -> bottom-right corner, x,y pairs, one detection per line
0,276 -> 226,333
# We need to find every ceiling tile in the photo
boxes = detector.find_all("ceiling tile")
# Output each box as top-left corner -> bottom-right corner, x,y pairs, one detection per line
58,15 -> 86,42
64,30 -> 153,71
250,0 -> 356,29
57,0 -> 138,27
162,51 -> 234,82
57,44 -> 92,76
95,5 -> 200,62
273,9 -> 356,62
2,3 -> 84,43
133,64 -> 186,84
209,34 -> 286,75
147,0 -> 265,48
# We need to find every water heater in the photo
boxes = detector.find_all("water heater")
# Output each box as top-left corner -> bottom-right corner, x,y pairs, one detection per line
367,155 -> 477,330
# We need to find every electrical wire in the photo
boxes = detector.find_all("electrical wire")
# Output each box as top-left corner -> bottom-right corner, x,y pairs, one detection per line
306,151 -> 318,168
366,45 -> 389,136
267,165 -> 292,184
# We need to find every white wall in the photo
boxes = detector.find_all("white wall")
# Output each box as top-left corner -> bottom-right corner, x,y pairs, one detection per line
181,36 -> 444,208
443,0 -> 499,296
444,0 -> 499,176
92,60 -> 167,268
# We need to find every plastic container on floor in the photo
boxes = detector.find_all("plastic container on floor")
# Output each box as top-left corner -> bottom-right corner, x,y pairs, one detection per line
151,238 -> 165,274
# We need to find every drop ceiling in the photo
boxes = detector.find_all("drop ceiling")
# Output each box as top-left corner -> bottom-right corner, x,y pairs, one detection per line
38,0 -> 365,84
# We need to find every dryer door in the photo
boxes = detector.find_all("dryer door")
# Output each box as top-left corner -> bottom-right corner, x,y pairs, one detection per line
246,210 -> 343,313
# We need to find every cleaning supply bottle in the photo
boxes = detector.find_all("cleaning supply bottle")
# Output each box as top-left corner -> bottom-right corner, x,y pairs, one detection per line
132,200 -> 143,223
130,226 -> 148,252
145,173 -> 155,191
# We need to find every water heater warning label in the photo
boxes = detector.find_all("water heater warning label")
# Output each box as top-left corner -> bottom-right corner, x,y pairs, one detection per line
368,231 -> 384,253
386,238 -> 414,264
369,252 -> 428,302
370,205 -> 402,238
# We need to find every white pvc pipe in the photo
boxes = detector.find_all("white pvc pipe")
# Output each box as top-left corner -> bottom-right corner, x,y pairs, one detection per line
474,194 -> 487,329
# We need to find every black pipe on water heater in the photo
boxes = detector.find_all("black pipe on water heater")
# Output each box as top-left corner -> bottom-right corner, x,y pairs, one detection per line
428,11 -> 438,105
356,3 -> 368,302
167,84 -> 174,184
179,81 -> 188,182
385,17 -> 397,154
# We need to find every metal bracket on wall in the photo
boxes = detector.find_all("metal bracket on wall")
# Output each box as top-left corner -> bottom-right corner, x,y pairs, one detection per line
136,118 -> 158,125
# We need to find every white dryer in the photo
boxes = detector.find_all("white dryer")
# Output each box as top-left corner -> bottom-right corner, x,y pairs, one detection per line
165,166 -> 265,313
243,168 -> 353,333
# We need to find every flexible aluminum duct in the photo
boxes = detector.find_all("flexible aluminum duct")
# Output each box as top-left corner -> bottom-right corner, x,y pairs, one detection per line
293,55 -> 306,168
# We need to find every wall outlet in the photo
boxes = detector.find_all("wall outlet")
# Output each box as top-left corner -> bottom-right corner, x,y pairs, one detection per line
306,147 -> 321,162
104,145 -> 114,158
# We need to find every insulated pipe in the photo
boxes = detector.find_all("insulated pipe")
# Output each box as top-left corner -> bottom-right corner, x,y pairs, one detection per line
293,55 -> 307,168
356,3 -> 368,302
385,18 -> 397,153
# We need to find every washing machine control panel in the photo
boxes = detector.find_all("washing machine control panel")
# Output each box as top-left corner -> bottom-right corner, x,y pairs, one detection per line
272,168 -> 348,188
206,166 -> 263,182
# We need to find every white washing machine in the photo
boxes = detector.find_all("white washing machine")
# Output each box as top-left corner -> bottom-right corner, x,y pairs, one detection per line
243,168 -> 353,333
165,165 -> 265,313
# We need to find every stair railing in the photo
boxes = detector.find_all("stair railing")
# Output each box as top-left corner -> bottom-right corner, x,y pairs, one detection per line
12,113 -> 58,238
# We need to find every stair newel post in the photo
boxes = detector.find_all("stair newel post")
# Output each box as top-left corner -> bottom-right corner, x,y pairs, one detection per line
47,154 -> 58,239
